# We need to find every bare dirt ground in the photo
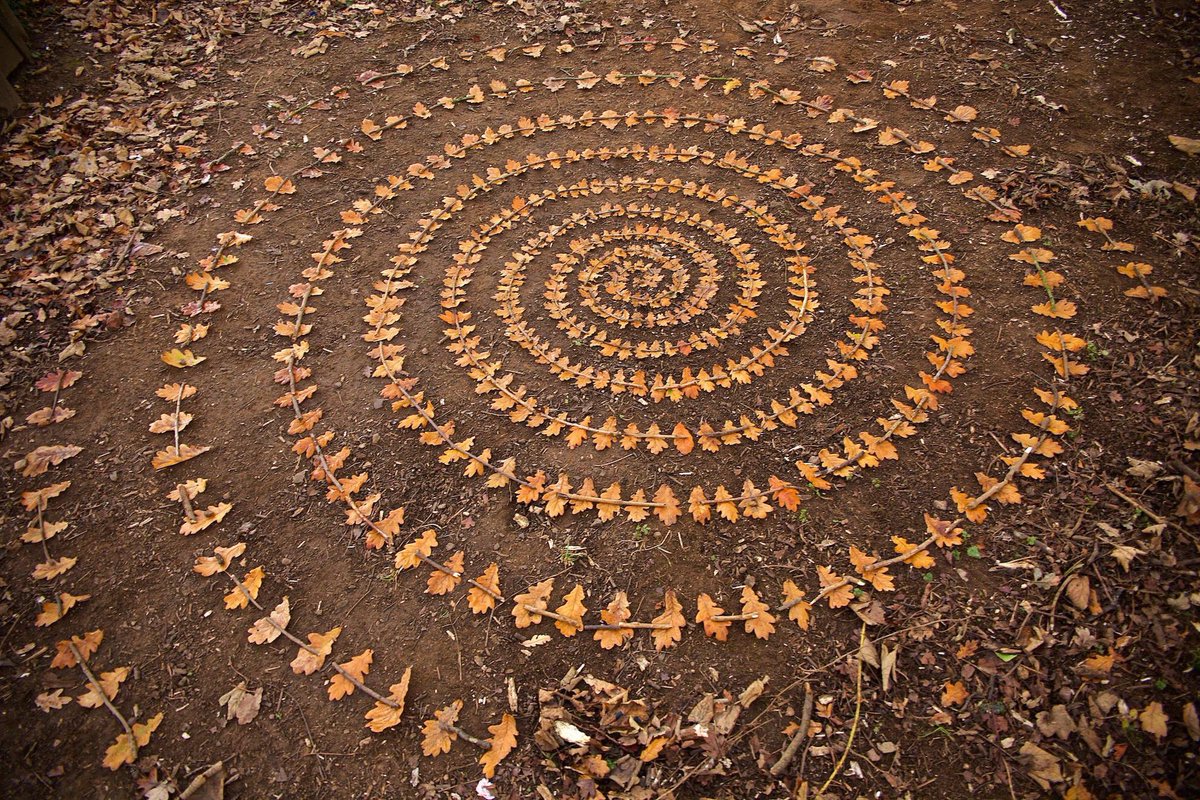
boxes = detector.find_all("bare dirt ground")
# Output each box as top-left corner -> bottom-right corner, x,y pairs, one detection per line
0,1 -> 1197,798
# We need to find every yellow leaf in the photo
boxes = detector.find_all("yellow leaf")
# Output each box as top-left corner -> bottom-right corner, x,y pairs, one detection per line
161,348 -> 205,368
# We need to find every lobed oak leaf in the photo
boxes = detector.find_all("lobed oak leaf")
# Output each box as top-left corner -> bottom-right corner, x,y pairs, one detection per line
248,597 -> 291,644
181,502 -> 233,535
695,593 -> 730,641
35,369 -> 83,393
426,551 -> 464,595
818,566 -> 854,608
103,712 -> 163,771
892,536 -> 936,569
33,556 -> 77,580
554,584 -> 587,636
942,680 -> 969,707
36,690 -> 72,713
51,629 -> 103,669
21,480 -> 71,512
925,513 -> 963,547
594,592 -> 633,649
35,593 -> 89,626
741,586 -> 776,639
467,563 -> 501,614
421,700 -> 463,756
161,348 -> 205,368
194,542 -> 245,576
395,529 -> 437,570
781,580 -> 812,629
513,579 -> 554,628
652,590 -> 686,650
329,649 -> 373,701
264,175 -> 296,194
21,445 -> 82,477
480,713 -> 519,777
152,444 -> 212,470
156,382 -> 197,402
364,666 -> 411,733
77,666 -> 129,708
292,627 -> 342,675
223,567 -> 264,610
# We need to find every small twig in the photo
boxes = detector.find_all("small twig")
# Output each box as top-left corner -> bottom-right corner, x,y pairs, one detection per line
176,483 -> 197,523
446,723 -> 489,749
769,682 -> 814,776
582,621 -> 673,631
179,762 -> 224,799
68,642 -> 136,750
815,623 -> 867,797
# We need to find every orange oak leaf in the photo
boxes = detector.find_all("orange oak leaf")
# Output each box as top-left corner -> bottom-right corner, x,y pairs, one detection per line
652,590 -> 685,650
480,713 -> 518,777
695,593 -> 731,641
365,666 -> 412,733
291,627 -> 341,675
102,712 -> 162,771
395,529 -> 437,570
554,584 -> 587,636
741,586 -> 776,639
421,699 -> 463,756
594,592 -> 633,650
467,563 -> 501,614
328,649 -> 373,701
513,579 -> 554,628
426,551 -> 464,595
781,580 -> 812,630
223,567 -> 264,610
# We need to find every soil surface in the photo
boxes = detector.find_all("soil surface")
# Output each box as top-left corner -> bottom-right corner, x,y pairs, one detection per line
1,2 -> 1197,799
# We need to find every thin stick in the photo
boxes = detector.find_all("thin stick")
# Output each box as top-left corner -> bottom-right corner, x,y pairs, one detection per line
446,723 -> 489,749
68,642 -> 135,748
178,762 -> 224,799
176,483 -> 197,523
769,682 -> 814,776
582,621 -> 672,631
815,623 -> 867,796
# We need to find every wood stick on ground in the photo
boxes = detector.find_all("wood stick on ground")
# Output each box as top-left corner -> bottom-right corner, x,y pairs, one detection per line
179,762 -> 225,799
68,642 -> 135,752
815,623 -> 867,797
769,681 -> 814,776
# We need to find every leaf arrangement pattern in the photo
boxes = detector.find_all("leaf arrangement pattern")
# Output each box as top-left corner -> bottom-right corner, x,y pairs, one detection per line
19,28 -> 1178,787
